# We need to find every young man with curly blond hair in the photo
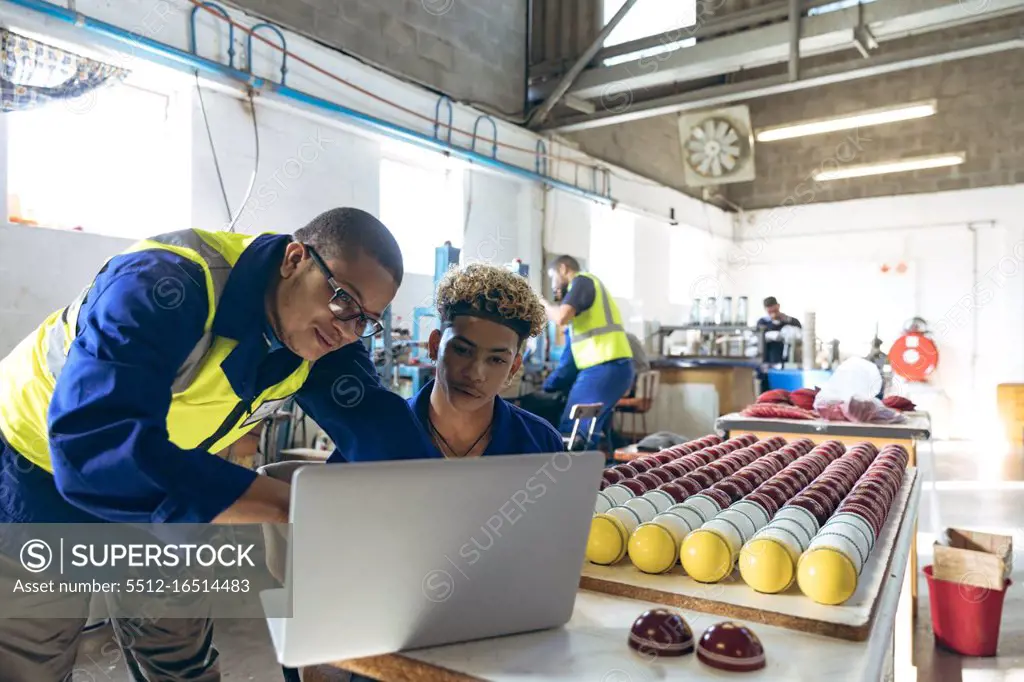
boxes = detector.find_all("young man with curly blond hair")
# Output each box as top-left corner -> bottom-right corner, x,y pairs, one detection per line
415,263 -> 565,458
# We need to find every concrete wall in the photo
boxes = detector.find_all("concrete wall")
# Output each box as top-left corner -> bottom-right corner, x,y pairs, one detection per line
729,50 -> 1024,209
227,0 -> 528,115
564,39 -> 1024,210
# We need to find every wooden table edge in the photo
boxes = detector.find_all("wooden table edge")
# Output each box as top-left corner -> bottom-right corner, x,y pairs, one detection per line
311,653 -> 484,682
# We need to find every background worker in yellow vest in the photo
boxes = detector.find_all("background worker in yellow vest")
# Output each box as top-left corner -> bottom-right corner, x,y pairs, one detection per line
541,255 -> 634,447
0,208 -> 431,681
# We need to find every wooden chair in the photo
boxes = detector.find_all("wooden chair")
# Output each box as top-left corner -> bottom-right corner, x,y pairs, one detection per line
563,402 -> 603,451
613,370 -> 660,440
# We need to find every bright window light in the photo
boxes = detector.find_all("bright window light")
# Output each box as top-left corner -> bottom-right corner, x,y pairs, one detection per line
603,0 -> 697,65
756,101 -> 937,142
808,0 -> 878,16
7,79 -> 191,238
813,153 -> 965,181
379,157 -> 464,276
589,204 -> 635,299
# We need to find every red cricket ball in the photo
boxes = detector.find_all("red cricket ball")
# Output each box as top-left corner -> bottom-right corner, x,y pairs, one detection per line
629,608 -> 695,657
677,477 -> 707,496
786,495 -> 831,527
697,622 -> 766,672
619,478 -> 649,496
602,469 -> 625,486
663,462 -> 693,478
688,469 -> 720,488
720,475 -> 757,496
636,472 -> 666,491
657,481 -> 691,504
614,463 -> 640,478
744,491 -> 780,516
756,484 -> 793,510
630,458 -> 658,473
647,468 -> 677,484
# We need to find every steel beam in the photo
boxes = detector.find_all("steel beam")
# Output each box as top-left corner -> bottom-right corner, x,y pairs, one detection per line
789,0 -> 801,81
547,27 -> 1024,131
532,0 -> 1024,101
527,0 -> 639,128
529,0 -> 840,83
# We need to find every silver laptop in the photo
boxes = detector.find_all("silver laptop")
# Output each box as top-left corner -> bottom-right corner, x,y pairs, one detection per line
261,451 -> 604,668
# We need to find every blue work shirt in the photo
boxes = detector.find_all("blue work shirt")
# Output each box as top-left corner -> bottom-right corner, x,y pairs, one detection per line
0,233 -> 429,525
408,380 -> 564,457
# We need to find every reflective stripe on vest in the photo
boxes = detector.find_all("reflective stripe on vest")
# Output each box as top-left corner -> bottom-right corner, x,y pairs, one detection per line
569,273 -> 632,370
44,230 -> 233,394
0,229 -> 312,473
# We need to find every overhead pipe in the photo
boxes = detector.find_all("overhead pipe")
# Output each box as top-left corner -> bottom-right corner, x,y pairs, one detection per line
3,0 -> 614,206
788,0 -> 801,82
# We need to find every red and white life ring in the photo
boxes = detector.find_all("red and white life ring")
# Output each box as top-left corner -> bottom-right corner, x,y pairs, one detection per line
888,332 -> 939,382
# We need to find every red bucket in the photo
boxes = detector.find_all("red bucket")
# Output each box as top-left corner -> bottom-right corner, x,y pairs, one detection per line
924,565 -> 1011,656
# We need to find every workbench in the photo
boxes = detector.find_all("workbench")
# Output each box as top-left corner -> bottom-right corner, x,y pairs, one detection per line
308,456 -> 921,682
310,500 -> 915,681
716,411 -> 931,677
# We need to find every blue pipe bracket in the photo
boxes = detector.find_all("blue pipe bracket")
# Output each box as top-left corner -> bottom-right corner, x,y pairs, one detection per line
189,2 -> 235,68
433,95 -> 453,144
7,0 -> 614,207
535,139 -> 548,176
471,115 -> 498,158
246,23 -> 287,85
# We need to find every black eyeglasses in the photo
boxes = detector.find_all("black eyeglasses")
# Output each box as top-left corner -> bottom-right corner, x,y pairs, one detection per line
305,244 -> 385,339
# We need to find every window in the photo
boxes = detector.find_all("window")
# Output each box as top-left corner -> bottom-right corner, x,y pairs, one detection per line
379,150 -> 465,276
7,77 -> 190,238
603,0 -> 697,66
589,204 -> 635,299
808,0 -> 878,16
668,227 -> 716,305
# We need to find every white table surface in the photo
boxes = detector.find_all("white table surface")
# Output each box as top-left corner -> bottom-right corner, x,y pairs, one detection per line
396,473 -> 919,682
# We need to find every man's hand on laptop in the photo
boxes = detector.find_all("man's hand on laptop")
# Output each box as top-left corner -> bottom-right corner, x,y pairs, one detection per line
213,475 -> 291,524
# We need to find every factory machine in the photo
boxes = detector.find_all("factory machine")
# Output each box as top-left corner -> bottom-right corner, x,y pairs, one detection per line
654,296 -> 764,361
369,246 -> 549,398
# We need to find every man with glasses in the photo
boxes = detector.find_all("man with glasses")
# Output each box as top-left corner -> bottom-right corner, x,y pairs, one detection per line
0,207 -> 429,681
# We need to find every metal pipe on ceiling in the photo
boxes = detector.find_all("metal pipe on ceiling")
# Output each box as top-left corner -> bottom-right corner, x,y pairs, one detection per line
548,27 -> 1024,131
788,0 -> 801,82
2,0 -> 615,207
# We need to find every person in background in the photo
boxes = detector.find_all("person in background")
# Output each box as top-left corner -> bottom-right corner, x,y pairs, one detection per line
541,255 -> 634,448
414,262 -> 565,457
756,296 -> 803,393
757,296 -> 802,365
0,208 -> 430,681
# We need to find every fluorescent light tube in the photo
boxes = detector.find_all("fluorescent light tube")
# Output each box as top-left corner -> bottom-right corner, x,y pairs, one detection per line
812,153 -> 965,181
756,101 -> 937,142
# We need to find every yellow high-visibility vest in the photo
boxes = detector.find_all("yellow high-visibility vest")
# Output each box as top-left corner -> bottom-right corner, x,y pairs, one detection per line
568,273 -> 632,370
0,229 -> 312,473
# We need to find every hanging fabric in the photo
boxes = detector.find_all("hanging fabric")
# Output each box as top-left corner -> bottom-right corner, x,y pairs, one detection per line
0,28 -> 128,112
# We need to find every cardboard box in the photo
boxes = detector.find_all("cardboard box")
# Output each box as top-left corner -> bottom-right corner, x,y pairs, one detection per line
933,528 -> 1012,591
997,383 -> 1024,444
